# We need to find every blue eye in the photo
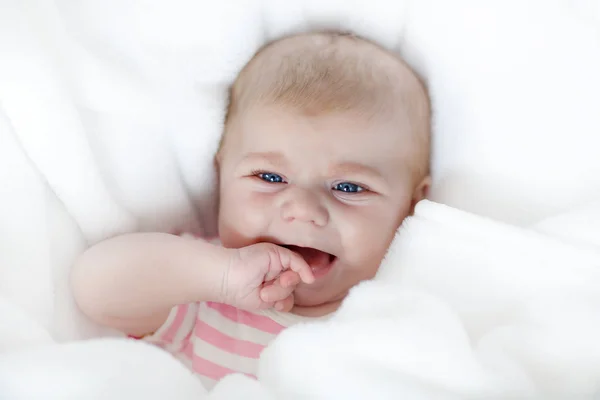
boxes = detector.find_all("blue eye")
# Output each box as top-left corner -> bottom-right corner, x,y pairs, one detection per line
333,182 -> 364,193
257,172 -> 284,183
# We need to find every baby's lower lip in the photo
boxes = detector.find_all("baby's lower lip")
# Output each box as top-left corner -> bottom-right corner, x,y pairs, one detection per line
311,257 -> 336,279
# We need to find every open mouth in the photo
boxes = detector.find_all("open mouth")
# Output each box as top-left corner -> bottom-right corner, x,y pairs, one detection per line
283,245 -> 336,278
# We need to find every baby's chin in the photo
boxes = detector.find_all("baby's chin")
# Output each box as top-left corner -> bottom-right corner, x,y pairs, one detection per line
292,286 -> 348,310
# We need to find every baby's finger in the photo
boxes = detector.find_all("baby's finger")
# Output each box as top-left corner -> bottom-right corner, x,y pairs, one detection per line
278,270 -> 300,288
282,250 -> 315,284
274,294 -> 294,312
259,281 -> 294,303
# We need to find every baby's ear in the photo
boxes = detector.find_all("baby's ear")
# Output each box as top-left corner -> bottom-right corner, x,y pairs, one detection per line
214,132 -> 227,167
410,176 -> 431,214
214,138 -> 225,167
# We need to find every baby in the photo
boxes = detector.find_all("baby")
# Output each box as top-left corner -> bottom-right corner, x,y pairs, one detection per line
71,31 -> 431,389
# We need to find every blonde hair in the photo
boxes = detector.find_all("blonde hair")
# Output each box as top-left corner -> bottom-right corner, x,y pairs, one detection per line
220,31 -> 431,180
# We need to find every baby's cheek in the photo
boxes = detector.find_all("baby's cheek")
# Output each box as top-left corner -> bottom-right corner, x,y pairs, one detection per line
218,190 -> 271,247
341,208 -> 398,267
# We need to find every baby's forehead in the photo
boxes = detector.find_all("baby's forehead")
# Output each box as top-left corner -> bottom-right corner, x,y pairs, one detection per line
235,106 -> 415,162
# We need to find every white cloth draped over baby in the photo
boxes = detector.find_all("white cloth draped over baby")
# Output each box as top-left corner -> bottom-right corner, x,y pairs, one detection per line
1,1 -> 600,399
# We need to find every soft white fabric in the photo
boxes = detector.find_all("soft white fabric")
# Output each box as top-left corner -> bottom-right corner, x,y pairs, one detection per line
1,0 -> 600,398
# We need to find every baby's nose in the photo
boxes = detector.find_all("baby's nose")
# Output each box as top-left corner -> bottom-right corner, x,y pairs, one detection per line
279,188 -> 329,227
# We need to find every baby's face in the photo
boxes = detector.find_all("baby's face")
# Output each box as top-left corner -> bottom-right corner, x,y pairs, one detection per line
217,106 -> 424,312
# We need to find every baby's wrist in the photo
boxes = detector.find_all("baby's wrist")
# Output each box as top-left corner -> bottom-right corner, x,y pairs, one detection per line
175,238 -> 233,304
215,247 -> 241,305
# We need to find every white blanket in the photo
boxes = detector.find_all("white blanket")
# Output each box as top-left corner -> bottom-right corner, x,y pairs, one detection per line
1,0 -> 600,399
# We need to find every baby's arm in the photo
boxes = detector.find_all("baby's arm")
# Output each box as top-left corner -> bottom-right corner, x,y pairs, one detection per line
71,233 -> 229,337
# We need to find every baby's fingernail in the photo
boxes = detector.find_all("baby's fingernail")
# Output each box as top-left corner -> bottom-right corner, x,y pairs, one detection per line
260,291 -> 269,302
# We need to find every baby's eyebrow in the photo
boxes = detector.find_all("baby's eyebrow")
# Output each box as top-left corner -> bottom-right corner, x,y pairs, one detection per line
241,151 -> 288,168
329,162 -> 384,180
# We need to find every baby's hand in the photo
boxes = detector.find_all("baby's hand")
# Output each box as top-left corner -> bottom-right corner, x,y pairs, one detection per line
222,243 -> 315,312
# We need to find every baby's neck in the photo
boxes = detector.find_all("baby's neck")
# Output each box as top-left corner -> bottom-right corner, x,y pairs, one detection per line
290,299 -> 341,318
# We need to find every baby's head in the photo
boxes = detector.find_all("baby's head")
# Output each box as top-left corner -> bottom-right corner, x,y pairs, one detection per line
216,32 -> 430,314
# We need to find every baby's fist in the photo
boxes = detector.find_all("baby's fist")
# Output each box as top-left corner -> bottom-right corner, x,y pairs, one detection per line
222,243 -> 315,311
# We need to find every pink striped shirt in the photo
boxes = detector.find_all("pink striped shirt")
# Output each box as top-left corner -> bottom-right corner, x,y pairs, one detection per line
143,301 -> 311,389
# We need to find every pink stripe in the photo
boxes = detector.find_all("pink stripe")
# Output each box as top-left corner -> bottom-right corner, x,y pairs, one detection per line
161,304 -> 189,343
181,337 -> 194,359
192,356 -> 257,381
178,328 -> 194,356
206,302 -> 285,335
194,318 -> 265,359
